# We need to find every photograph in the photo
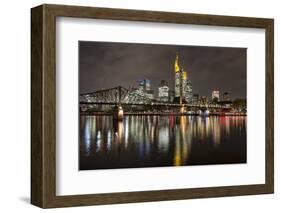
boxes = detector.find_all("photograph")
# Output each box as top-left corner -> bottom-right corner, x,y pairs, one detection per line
79,41 -> 247,170
29,3 -> 274,208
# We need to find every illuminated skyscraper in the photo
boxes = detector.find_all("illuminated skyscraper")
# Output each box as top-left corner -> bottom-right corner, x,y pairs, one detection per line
158,80 -> 169,102
212,90 -> 220,101
185,79 -> 192,103
145,79 -> 151,91
169,90 -> 175,102
174,53 -> 181,98
182,71 -> 187,98
139,79 -> 150,92
174,52 -> 192,103
139,80 -> 145,92
192,94 -> 199,104
139,79 -> 154,100
146,89 -> 154,100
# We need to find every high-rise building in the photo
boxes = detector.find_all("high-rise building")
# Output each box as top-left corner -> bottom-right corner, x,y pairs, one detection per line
185,80 -> 193,103
223,92 -> 230,101
192,94 -> 199,104
169,90 -> 175,102
139,79 -> 150,92
146,89 -> 154,100
158,80 -> 168,88
212,90 -> 220,101
145,79 -> 150,91
174,53 -> 192,103
138,80 -> 145,93
138,79 -> 154,99
158,80 -> 169,102
174,53 -> 181,98
182,71 -> 187,97
200,96 -> 208,104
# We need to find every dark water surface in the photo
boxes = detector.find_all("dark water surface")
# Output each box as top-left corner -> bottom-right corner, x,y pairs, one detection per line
79,115 -> 246,170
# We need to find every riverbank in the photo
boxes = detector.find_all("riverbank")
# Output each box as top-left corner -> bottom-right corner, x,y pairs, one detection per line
80,112 -> 247,116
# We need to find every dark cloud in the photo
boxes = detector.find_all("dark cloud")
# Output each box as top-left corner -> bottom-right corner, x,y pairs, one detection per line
79,41 -> 246,99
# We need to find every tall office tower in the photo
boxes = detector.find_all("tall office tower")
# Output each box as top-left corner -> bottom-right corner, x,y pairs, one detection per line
139,79 -> 150,92
185,79 -> 193,103
174,52 -> 192,103
138,80 -> 145,93
174,53 -> 181,98
158,80 -> 169,102
169,90 -> 175,102
212,90 -> 220,101
223,92 -> 230,101
146,89 -> 154,100
192,94 -> 199,104
144,79 -> 151,91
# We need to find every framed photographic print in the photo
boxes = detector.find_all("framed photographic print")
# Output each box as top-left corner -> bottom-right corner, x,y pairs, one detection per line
31,4 -> 274,208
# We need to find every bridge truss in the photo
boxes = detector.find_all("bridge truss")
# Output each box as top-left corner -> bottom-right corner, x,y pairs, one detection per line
80,86 -> 153,105
80,86 -> 231,112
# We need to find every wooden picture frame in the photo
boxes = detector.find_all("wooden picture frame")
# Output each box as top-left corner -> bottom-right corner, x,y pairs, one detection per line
31,4 -> 274,208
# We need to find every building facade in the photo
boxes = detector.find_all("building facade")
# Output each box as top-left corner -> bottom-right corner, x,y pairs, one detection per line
158,80 -> 169,102
139,79 -> 150,92
185,80 -> 193,103
199,96 -> 208,104
192,94 -> 199,104
169,90 -> 175,102
212,90 -> 220,101
174,53 -> 192,103
146,89 -> 154,100
139,79 -> 154,100
223,92 -> 230,101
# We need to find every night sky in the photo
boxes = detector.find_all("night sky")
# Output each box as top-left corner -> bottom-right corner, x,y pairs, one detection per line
79,41 -> 246,99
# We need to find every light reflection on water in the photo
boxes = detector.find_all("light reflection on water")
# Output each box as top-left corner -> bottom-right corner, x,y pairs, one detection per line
79,115 -> 246,170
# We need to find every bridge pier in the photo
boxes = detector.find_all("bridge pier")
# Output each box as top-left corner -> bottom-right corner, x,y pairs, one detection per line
113,106 -> 124,120
180,105 -> 185,114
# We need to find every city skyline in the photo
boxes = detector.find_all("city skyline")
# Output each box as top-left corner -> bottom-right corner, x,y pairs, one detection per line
79,41 -> 246,99
79,41 -> 247,171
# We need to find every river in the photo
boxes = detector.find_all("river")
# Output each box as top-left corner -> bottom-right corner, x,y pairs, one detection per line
79,115 -> 246,170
